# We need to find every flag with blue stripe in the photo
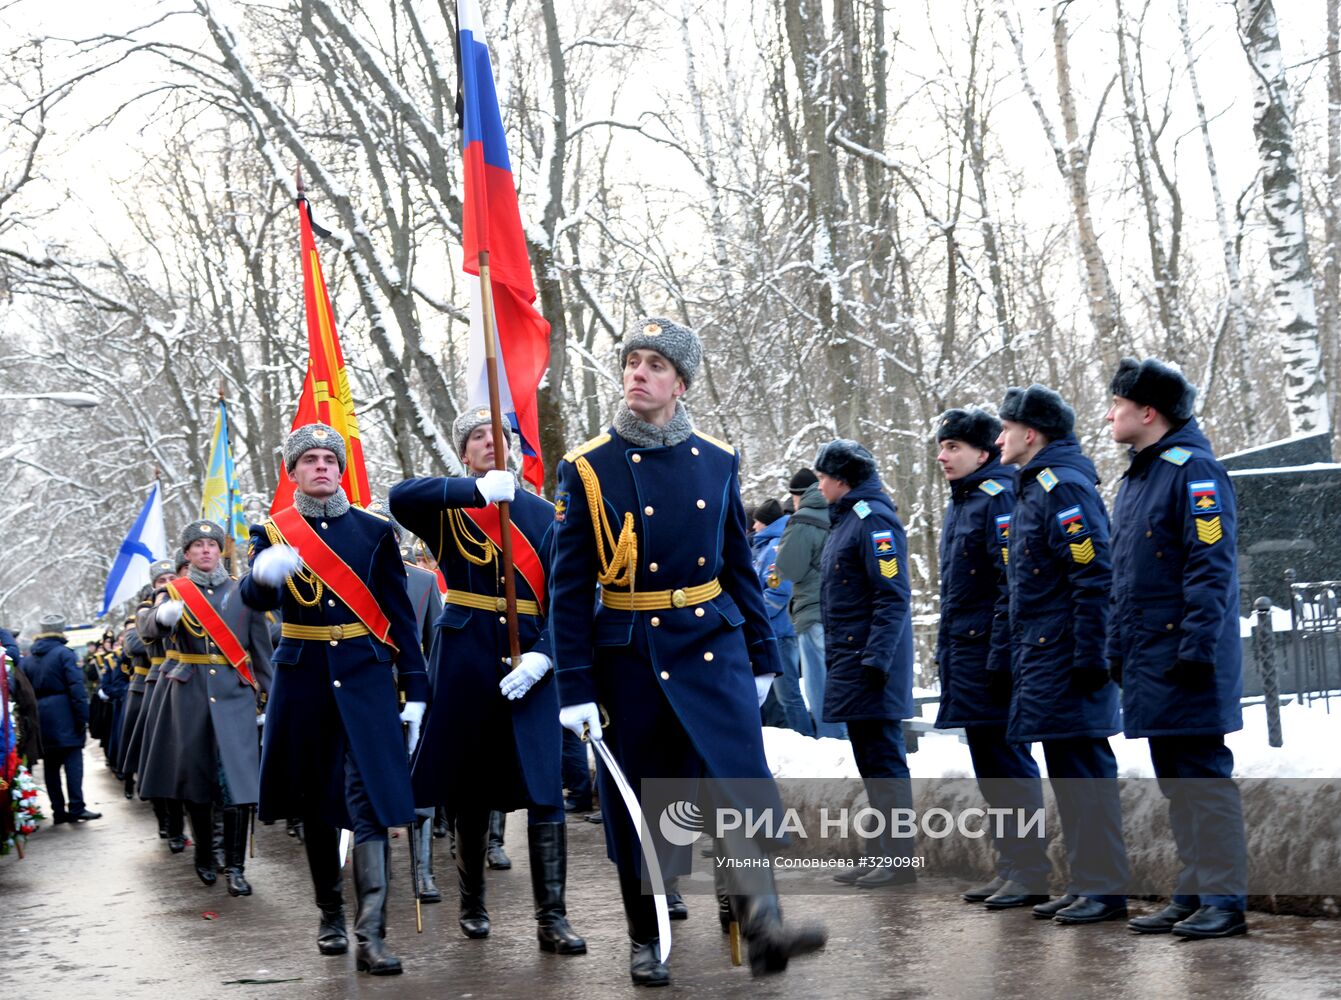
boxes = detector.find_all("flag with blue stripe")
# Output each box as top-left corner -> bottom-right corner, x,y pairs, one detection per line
100,482 -> 168,617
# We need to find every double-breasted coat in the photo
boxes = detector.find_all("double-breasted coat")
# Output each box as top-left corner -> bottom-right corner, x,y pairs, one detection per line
390,476 -> 563,814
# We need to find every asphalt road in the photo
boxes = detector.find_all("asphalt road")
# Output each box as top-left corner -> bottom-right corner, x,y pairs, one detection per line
4,748 -> 1341,1000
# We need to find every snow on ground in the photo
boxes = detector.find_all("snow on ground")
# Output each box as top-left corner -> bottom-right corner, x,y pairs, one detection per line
763,696 -> 1341,782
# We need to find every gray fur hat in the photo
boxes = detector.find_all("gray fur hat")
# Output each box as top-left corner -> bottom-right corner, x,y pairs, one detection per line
366,498 -> 404,543
936,406 -> 1002,456
1110,357 -> 1196,422
34,613 -> 66,639
452,407 -> 512,457
179,519 -> 224,553
999,384 -> 1075,440
284,422 -> 346,472
814,439 -> 879,486
148,559 -> 177,583
619,317 -> 702,387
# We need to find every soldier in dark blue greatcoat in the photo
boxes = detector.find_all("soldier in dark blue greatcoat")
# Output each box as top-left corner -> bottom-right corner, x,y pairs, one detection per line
549,318 -> 826,986
994,384 -> 1130,925
1106,358 -> 1247,939
391,407 -> 586,956
241,423 -> 428,976
932,407 -> 1049,909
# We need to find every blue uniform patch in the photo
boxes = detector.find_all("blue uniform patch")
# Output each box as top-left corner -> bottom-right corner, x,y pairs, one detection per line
978,479 -> 1003,496
554,490 -> 570,523
1160,446 -> 1192,466
1187,480 -> 1221,516
871,529 -> 895,557
994,513 -> 1012,542
853,500 -> 872,519
1056,504 -> 1088,538
1037,468 -> 1059,492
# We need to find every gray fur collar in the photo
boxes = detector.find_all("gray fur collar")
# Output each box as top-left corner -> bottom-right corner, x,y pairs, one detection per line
187,565 -> 231,587
294,487 -> 351,519
613,402 -> 693,449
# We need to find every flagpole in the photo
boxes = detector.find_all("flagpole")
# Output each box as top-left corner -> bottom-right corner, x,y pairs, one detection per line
218,383 -> 238,576
477,250 -> 523,665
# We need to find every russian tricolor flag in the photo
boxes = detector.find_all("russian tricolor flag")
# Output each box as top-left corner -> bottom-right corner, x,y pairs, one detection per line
459,0 -> 550,491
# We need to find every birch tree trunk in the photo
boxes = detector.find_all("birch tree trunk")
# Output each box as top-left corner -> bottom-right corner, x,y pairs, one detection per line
1236,0 -> 1330,438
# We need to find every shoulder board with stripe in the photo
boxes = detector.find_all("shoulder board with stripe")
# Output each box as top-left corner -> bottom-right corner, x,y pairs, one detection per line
695,431 -> 735,455
563,433 -> 611,463
1160,446 -> 1192,466
978,479 -> 1004,496
1037,468 -> 1059,492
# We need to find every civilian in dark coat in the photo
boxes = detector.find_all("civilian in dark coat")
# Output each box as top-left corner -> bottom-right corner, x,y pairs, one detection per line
21,615 -> 99,823
933,407 -> 1049,909
1106,358 -> 1247,939
814,440 -> 916,889
995,385 -> 1129,925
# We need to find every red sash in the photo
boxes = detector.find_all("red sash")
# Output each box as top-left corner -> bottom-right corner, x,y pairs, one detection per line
463,506 -> 547,614
169,578 -> 257,688
269,506 -> 399,652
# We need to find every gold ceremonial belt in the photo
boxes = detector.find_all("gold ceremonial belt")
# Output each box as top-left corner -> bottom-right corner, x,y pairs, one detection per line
149,656 -> 166,665
445,591 -> 542,617
600,578 -> 722,611
133,666 -> 151,677
281,622 -> 371,641
173,652 -> 229,665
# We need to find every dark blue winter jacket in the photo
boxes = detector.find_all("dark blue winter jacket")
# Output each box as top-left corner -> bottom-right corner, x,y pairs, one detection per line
1000,436 -> 1121,742
1107,419 -> 1243,736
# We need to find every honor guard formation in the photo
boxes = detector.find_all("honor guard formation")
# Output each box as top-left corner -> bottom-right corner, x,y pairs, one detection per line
10,324 -> 1251,991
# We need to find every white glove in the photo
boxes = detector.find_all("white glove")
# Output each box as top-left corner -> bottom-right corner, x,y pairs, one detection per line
256,712 -> 266,728
559,701 -> 602,742
755,674 -> 778,708
400,700 -> 426,753
476,469 -> 516,505
499,651 -> 552,701
97,689 -> 110,702
156,600 -> 184,627
251,544 -> 303,586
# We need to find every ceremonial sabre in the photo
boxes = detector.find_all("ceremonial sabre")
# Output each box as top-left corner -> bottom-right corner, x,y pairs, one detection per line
590,737 -> 671,961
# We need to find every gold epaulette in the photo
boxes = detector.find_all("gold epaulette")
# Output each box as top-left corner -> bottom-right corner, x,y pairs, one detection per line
696,430 -> 735,455
564,433 -> 611,463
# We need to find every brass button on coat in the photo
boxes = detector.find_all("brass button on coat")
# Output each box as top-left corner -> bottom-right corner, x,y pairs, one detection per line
660,671 -> 670,680
632,454 -> 642,463
696,499 -> 706,509
651,616 -> 661,627
694,608 -> 705,618
644,505 -> 654,516
703,651 -> 714,662
697,557 -> 706,566
333,680 -> 341,688
650,562 -> 660,573
691,447 -> 700,456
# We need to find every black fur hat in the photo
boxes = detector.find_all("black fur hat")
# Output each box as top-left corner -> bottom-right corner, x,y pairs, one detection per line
999,384 -> 1075,440
1109,357 -> 1196,422
814,439 -> 878,486
936,406 -> 1002,456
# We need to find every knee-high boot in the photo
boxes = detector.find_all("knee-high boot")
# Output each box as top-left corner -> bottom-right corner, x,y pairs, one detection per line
185,801 -> 217,886
223,806 -> 252,896
302,819 -> 348,955
618,867 -> 669,987
486,809 -> 511,869
353,840 -> 402,975
455,810 -> 491,938
414,808 -> 441,903
528,822 -> 586,954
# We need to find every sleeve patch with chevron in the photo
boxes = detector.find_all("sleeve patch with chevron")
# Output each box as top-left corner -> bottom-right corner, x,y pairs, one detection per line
1069,538 -> 1096,564
879,556 -> 899,578
1195,515 -> 1223,545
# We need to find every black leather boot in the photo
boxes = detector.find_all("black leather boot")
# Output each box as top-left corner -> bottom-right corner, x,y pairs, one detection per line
486,810 -> 511,869
731,878 -> 828,977
433,806 -> 450,838
414,809 -> 441,903
1129,901 -> 1198,934
212,806 -> 226,873
664,877 -> 688,920
353,840 -> 402,974
1171,905 -> 1248,939
223,806 -> 252,897
618,869 -> 669,987
713,861 -> 734,933
124,774 -> 136,800
528,822 -> 587,955
456,810 -> 491,938
153,798 -> 170,839
185,801 -> 217,886
303,820 -> 348,955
